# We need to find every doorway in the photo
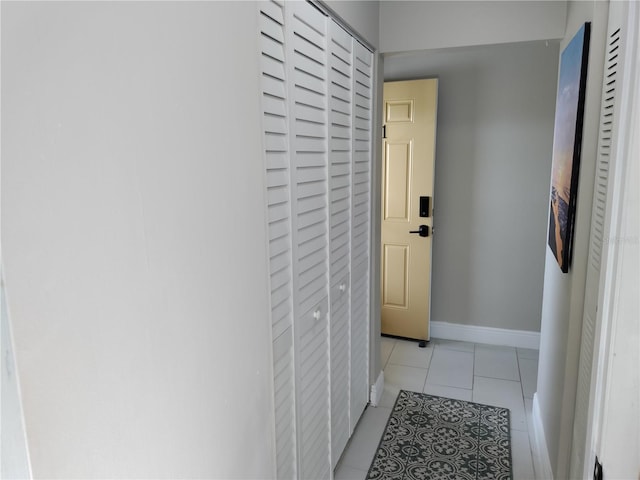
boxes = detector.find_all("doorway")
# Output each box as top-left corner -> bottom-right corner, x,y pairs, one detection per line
380,79 -> 438,341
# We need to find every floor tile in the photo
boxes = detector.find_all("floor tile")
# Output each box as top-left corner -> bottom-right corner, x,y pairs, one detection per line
339,406 -> 391,471
387,339 -> 433,369
518,357 -> 538,398
472,376 -> 527,431
383,364 -> 428,394
334,463 -> 367,480
511,428 -> 536,479
378,384 -> 401,409
425,348 -> 474,389
431,338 -> 475,352
353,338 -> 533,480
475,344 -> 520,381
422,383 -> 473,401
517,347 -> 540,360
380,337 -> 395,369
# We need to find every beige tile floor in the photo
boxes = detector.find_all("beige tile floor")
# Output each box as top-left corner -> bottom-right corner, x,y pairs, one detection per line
334,337 -> 539,480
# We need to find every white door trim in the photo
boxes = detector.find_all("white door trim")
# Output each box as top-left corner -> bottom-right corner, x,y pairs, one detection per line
583,2 -> 640,477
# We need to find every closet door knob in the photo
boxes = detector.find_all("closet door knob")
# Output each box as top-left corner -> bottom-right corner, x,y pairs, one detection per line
313,309 -> 321,320
339,283 -> 347,293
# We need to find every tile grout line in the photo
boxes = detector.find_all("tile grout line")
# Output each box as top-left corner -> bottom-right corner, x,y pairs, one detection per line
515,349 -> 527,400
421,342 -> 433,392
474,375 -> 523,383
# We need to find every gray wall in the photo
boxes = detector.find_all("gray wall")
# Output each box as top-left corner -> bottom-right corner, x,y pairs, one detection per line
379,1 -> 567,53
536,1 -> 609,477
385,41 -> 559,332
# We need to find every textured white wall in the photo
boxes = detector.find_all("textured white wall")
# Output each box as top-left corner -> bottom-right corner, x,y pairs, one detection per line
384,41 -> 559,333
1,2 -> 275,477
379,1 -> 567,53
536,1 -> 609,477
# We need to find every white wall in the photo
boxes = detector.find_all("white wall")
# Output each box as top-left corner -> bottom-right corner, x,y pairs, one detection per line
384,41 -> 559,333
379,1 -> 567,53
536,1 -> 609,477
1,2 -> 275,477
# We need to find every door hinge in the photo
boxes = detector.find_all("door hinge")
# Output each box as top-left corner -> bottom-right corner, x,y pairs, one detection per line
382,125 -> 387,139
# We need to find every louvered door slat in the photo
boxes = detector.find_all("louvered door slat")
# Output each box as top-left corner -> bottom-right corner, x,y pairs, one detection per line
259,2 -> 296,479
295,103 -> 325,125
266,151 -> 288,169
262,75 -> 287,100
294,53 -> 325,80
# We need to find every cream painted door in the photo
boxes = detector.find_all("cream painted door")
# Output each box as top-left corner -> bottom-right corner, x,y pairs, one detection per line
381,79 -> 438,340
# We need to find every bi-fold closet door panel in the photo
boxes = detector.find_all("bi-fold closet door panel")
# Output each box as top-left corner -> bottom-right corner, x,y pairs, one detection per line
350,41 -> 373,434
258,1 -> 373,478
287,2 -> 331,479
258,1 -> 297,479
328,20 -> 353,468
327,21 -> 374,463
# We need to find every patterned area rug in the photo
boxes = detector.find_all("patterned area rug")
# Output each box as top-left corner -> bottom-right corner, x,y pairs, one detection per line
367,390 -> 512,480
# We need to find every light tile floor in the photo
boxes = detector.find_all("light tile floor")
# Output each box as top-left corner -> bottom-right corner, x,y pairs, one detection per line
334,337 -> 539,480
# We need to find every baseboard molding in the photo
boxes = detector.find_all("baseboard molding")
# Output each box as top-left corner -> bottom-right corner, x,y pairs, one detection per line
532,393 -> 554,480
370,370 -> 384,407
430,321 -> 540,350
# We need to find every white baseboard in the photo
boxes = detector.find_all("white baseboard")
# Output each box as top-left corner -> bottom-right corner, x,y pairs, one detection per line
430,321 -> 540,350
370,370 -> 384,407
532,393 -> 554,480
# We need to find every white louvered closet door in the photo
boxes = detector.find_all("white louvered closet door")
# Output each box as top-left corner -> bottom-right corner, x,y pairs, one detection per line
259,2 -> 373,478
570,2 -> 630,477
258,2 -> 297,479
287,2 -> 332,479
350,40 -> 373,433
328,19 -> 353,468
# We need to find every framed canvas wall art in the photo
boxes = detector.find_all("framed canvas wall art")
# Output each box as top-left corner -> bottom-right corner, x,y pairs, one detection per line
548,23 -> 591,273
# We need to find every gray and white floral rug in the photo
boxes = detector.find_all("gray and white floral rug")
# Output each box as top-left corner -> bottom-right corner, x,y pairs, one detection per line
367,390 -> 512,480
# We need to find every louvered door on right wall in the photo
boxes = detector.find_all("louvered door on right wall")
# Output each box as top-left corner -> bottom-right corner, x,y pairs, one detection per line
570,1 -> 629,476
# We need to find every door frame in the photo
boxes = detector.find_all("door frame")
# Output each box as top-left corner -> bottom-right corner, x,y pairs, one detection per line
581,2 -> 639,476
